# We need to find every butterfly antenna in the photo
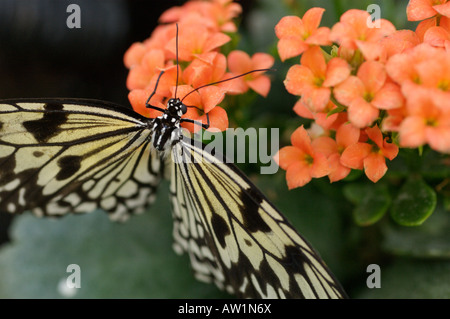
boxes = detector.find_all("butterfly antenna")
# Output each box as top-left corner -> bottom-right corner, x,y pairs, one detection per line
174,23 -> 179,100
180,68 -> 275,103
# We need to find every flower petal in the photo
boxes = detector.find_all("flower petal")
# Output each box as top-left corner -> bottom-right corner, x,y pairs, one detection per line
348,97 -> 379,128
328,153 -> 351,182
336,123 -> 360,148
334,76 -> 365,106
247,75 -> 271,97
227,50 -> 252,74
341,142 -> 372,170
310,152 -> 330,178
275,146 -> 303,170
301,46 -> 327,77
357,61 -> 386,93
371,82 -> 404,110
399,116 -> 427,148
277,37 -> 310,61
302,7 -> 326,33
286,162 -> 312,189
291,126 -> 313,154
275,16 -> 303,38
323,57 -> 351,87
364,153 -> 387,183
284,64 -> 314,95
207,106 -> 229,132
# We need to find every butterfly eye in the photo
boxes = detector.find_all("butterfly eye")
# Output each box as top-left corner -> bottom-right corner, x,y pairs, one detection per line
180,102 -> 187,114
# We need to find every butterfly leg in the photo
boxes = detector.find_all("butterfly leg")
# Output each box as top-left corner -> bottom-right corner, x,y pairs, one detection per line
145,70 -> 166,113
180,106 -> 210,130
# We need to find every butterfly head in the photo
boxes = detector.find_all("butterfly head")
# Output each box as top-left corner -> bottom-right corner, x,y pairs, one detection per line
167,98 -> 187,118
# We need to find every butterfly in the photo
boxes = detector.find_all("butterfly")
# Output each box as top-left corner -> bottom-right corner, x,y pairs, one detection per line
0,29 -> 347,299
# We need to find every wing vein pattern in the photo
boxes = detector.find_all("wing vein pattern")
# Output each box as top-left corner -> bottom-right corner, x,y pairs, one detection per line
170,137 -> 347,298
0,99 -> 164,221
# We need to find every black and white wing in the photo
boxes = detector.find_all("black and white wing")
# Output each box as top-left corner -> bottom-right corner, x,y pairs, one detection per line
0,99 -> 164,221
169,137 -> 347,299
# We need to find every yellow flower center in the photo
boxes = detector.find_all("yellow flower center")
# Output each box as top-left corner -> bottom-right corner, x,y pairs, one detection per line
437,79 -> 449,92
314,76 -> 324,87
425,117 -> 438,127
304,154 -> 314,165
364,91 -> 374,102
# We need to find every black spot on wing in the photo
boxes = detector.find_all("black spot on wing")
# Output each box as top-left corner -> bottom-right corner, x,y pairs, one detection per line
211,213 -> 230,248
33,151 -> 44,157
56,155 -> 82,180
23,103 -> 67,143
240,187 -> 271,233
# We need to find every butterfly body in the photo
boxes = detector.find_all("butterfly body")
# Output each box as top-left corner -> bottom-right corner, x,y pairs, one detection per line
150,98 -> 186,153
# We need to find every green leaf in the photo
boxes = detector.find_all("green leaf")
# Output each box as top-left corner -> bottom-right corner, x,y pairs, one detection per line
344,183 -> 391,226
382,203 -> 450,258
391,177 -> 437,226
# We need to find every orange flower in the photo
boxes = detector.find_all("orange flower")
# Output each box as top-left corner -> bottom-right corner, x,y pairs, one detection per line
395,45 -> 450,105
293,100 -> 348,131
399,90 -> 450,153
128,68 -> 229,133
166,24 -> 230,62
128,88 -> 167,119
386,43 -> 439,86
378,30 -> 421,62
144,64 -> 181,99
407,0 -> 450,21
275,8 -> 331,61
341,125 -> 398,183
125,49 -> 166,90
275,126 -> 330,189
142,24 -> 178,56
225,50 -> 274,97
312,123 -> 361,182
334,61 -> 404,128
182,52 -> 227,89
330,9 -> 396,60
160,0 -> 242,33
284,46 -> 350,112
175,85 -> 228,132
382,105 -> 408,132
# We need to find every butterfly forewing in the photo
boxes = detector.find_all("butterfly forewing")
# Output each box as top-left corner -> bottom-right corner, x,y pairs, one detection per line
0,99 -> 164,221
169,137 -> 347,298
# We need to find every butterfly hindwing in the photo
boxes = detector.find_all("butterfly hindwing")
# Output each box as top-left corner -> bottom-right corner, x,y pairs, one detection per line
0,99 -> 164,221
169,137 -> 347,298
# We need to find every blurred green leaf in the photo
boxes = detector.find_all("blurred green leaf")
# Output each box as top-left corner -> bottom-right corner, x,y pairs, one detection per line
391,177 -> 437,226
382,203 -> 450,258
343,183 -> 391,226
421,151 -> 450,179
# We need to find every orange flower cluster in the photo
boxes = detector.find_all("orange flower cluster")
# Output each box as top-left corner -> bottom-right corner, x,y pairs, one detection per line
275,3 -> 450,189
124,0 -> 274,132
